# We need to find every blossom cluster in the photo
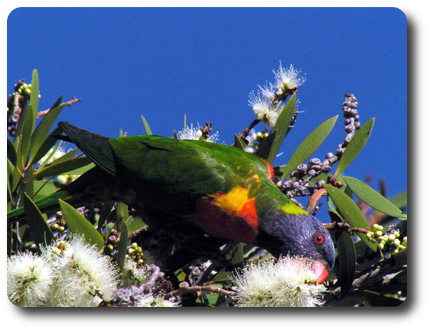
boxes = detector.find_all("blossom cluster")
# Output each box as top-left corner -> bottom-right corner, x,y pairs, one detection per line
232,256 -> 326,307
8,236 -> 117,307
248,62 -> 306,127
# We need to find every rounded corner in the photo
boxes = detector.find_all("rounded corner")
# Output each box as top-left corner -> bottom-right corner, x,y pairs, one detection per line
7,7 -> 25,24
390,7 -> 408,25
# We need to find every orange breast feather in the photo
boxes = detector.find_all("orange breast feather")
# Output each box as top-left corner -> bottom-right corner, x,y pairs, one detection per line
185,187 -> 259,244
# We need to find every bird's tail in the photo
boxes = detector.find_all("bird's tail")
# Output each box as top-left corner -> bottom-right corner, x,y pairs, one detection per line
57,122 -> 116,176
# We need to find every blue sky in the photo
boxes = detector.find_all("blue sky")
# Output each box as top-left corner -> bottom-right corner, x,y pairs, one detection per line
7,7 -> 407,201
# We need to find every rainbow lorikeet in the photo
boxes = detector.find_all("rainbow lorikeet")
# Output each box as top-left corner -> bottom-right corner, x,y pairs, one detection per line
8,122 -> 335,283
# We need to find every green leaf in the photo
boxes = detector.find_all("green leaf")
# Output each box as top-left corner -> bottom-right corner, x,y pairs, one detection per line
33,180 -> 60,199
117,218 -> 130,272
61,163 -> 95,177
334,228 -> 356,296
45,147 -> 78,165
281,115 -> 338,179
389,190 -> 407,210
31,126 -> 64,165
98,201 -> 115,235
7,160 -> 14,207
32,157 -> 92,181
29,97 -> 67,165
334,118 -> 375,177
59,199 -> 105,250
7,137 -> 17,166
255,130 -> 276,160
344,176 -> 407,220
233,134 -> 246,150
264,94 -> 297,163
126,216 -> 146,234
210,271 -> 232,283
23,192 -> 54,246
15,105 -> 35,171
30,69 -> 40,116
227,243 -> 244,265
116,202 -> 129,222
140,115 -> 153,135
324,184 -> 377,251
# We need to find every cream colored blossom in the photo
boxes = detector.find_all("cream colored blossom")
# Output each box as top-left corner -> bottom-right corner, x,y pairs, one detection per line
7,252 -> 54,306
43,236 -> 118,307
177,123 -> 219,143
232,256 -> 326,307
273,62 -> 307,91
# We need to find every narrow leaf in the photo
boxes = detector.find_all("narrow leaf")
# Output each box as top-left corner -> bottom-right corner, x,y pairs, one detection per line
334,118 -> 375,177
32,157 -> 92,181
266,94 -> 297,163
228,243 -> 244,265
33,180 -> 60,199
31,126 -> 64,165
30,69 -> 40,116
333,224 -> 356,295
324,184 -> 377,251
281,115 -> 338,179
30,98 -> 67,165
255,129 -> 276,160
7,137 -> 17,166
389,190 -> 407,210
15,104 -> 35,171
344,176 -> 407,220
23,192 -> 54,246
233,134 -> 246,150
140,115 -> 153,135
59,199 -> 105,250
117,218 -> 129,272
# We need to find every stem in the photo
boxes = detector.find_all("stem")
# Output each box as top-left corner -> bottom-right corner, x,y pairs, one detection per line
239,119 -> 261,140
164,285 -> 237,299
323,221 -> 370,235
36,97 -> 82,119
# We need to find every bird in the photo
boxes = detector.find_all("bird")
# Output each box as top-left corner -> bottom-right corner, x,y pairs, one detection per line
8,121 -> 335,283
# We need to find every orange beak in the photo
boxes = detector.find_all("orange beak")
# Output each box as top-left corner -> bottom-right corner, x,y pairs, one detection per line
292,258 -> 330,284
311,260 -> 329,284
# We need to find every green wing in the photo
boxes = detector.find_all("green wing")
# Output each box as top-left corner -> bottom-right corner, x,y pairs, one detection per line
58,122 -> 271,216
109,135 -> 270,215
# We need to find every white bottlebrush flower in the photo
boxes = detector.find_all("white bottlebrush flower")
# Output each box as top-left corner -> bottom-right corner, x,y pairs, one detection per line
7,252 -> 54,307
273,62 -> 307,91
232,256 -> 326,307
258,83 -> 276,101
136,294 -> 181,307
177,123 -> 219,143
248,90 -> 271,121
43,236 -> 118,307
248,91 -> 282,127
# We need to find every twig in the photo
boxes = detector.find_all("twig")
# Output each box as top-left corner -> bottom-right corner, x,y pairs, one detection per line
36,97 -> 82,118
164,285 -> 237,299
323,221 -> 370,235
239,119 -> 261,140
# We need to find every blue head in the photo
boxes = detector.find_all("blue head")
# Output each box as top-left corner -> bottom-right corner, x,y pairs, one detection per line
256,211 -> 335,283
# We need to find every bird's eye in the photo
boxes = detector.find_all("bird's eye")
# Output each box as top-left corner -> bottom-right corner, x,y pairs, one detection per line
314,234 -> 324,244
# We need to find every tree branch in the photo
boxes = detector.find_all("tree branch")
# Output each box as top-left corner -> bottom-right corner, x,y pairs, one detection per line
36,97 -> 82,118
164,284 -> 237,300
323,221 -> 370,235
